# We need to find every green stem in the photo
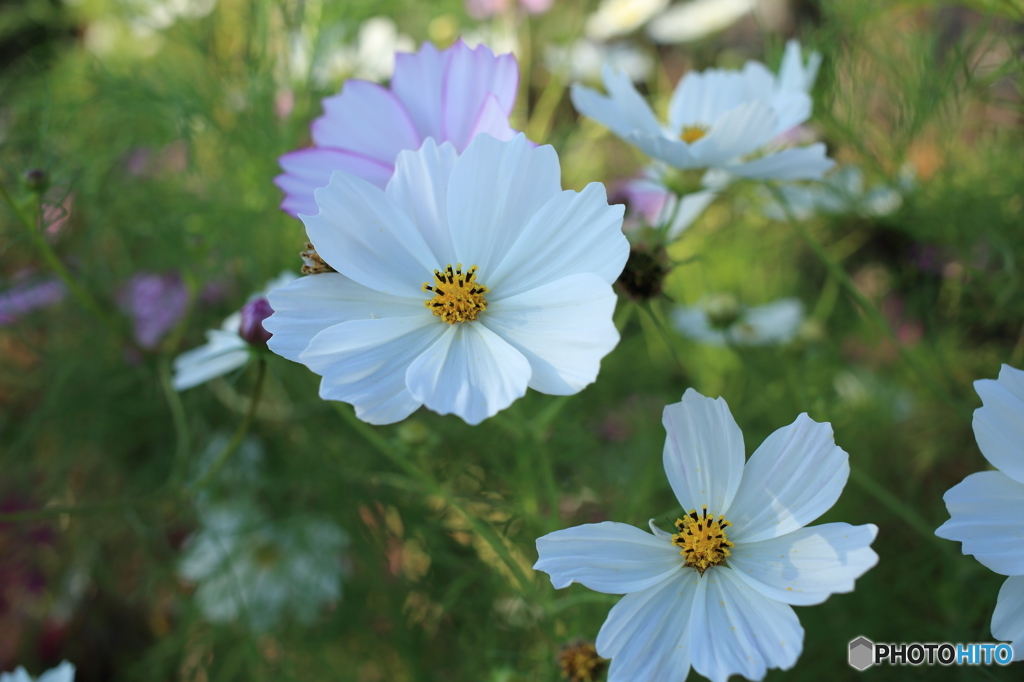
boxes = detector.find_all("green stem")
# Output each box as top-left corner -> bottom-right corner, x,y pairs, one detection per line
638,300 -> 686,374
767,184 -> 963,415
187,356 -> 267,494
848,467 -> 951,553
333,402 -> 535,593
159,357 -> 192,487
0,183 -> 121,337
526,72 -> 566,144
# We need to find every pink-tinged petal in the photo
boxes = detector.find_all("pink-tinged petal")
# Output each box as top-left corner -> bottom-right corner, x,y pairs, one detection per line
689,569 -> 803,682
485,183 -> 628,294
300,316 -> 446,425
312,80 -> 421,165
974,365 -> 1024,484
726,143 -> 834,180
447,134 -> 562,278
936,471 -> 1024,576
385,139 -> 460,266
405,322 -> 531,425
442,41 -> 519,150
729,523 -> 879,606
391,42 -> 447,141
276,148 -> 393,218
662,389 -> 745,515
482,273 -> 619,395
992,576 -> 1024,659
303,172 -> 438,298
597,575 -> 697,681
726,413 -> 850,544
519,0 -> 553,13
534,521 -> 683,594
465,94 -> 518,144
265,273 -> 425,363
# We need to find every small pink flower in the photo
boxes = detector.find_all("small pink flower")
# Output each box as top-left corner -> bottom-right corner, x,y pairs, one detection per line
118,272 -> 189,349
276,40 -> 521,217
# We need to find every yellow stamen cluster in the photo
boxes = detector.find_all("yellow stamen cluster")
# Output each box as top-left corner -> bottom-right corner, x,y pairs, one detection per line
672,506 -> 734,575
557,639 -> 606,682
680,125 -> 708,144
422,264 -> 489,324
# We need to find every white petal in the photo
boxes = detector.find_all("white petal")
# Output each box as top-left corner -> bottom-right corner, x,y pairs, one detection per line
688,100 -> 777,167
974,365 -> 1024,484
172,331 -> 249,391
668,68 -> 748,130
446,134 -> 562,278
300,316 -> 445,425
935,471 -> 1024,576
482,273 -> 619,395
534,521 -> 683,594
304,172 -> 438,298
776,40 -> 820,95
405,322 -> 531,425
770,91 -> 813,137
36,663 -> 75,682
726,143 -> 834,180
485,183 -> 628,293
646,0 -> 754,45
570,83 -> 638,141
667,186 -> 719,240
729,523 -> 878,605
662,389 -> 745,515
992,576 -> 1024,659
672,306 -> 727,345
727,413 -> 849,543
690,568 -> 803,682
385,139 -> 460,267
265,273 -> 424,363
626,132 -> 702,170
599,65 -> 663,137
730,298 -> 804,346
597,575 -> 697,682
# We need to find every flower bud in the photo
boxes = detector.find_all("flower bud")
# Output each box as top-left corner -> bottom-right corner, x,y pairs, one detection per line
23,169 -> 48,194
704,293 -> 741,329
238,297 -> 274,347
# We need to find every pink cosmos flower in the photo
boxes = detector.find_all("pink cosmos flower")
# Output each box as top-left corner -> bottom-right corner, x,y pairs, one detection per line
275,40 -> 520,217
118,272 -> 189,349
0,275 -> 65,325
465,0 -> 554,19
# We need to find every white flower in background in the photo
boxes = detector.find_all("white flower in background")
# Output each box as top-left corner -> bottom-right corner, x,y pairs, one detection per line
172,272 -> 296,391
461,20 -> 521,58
776,39 -> 822,96
545,39 -> 653,84
0,663 -> 75,682
936,365 -> 1024,660
762,166 -> 904,222
535,389 -> 878,681
618,166 -> 730,238
647,0 -> 754,44
264,134 -> 629,426
672,295 -> 804,346
311,17 -> 416,85
571,48 -> 832,179
178,502 -> 349,631
129,0 -> 217,32
585,0 -> 669,42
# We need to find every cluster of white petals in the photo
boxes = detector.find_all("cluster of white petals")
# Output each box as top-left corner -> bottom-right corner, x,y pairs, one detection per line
571,41 -> 831,180
535,389 -> 878,681
265,134 -> 629,425
0,663 -> 75,682
673,296 -> 804,347
936,364 -> 1024,659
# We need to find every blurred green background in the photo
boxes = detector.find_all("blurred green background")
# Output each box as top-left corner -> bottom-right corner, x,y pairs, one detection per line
1,0 -> 1023,679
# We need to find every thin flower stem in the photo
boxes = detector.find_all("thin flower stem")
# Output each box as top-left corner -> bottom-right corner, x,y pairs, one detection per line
526,72 -> 566,144
848,467 -> 951,553
766,184 -> 964,415
159,357 -> 192,487
187,356 -> 267,494
638,299 -> 686,375
0,183 -> 121,337
333,401 -> 535,594
0,499 -> 159,522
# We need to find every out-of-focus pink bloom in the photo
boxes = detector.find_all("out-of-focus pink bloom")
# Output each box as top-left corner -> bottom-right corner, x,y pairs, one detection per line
275,89 -> 295,120
118,272 -> 189,349
0,275 -> 66,324
466,0 -> 553,18
125,148 -> 152,176
40,192 -> 73,238
275,40 -> 520,217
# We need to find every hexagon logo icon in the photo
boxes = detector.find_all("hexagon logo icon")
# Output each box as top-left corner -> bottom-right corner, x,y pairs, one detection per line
849,636 -> 874,671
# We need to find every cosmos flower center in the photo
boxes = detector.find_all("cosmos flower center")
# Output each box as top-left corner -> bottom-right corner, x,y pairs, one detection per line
672,506 -> 734,575
422,264 -> 489,324
680,125 -> 708,144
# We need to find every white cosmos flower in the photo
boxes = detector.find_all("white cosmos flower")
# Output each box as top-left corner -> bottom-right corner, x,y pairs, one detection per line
178,502 -> 349,631
646,0 -> 754,44
761,165 -> 903,222
936,364 -> 1024,660
264,134 -> 629,426
534,389 -> 878,682
0,663 -> 75,682
673,295 -> 804,346
172,271 -> 297,391
585,0 -> 670,42
570,49 -> 833,179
